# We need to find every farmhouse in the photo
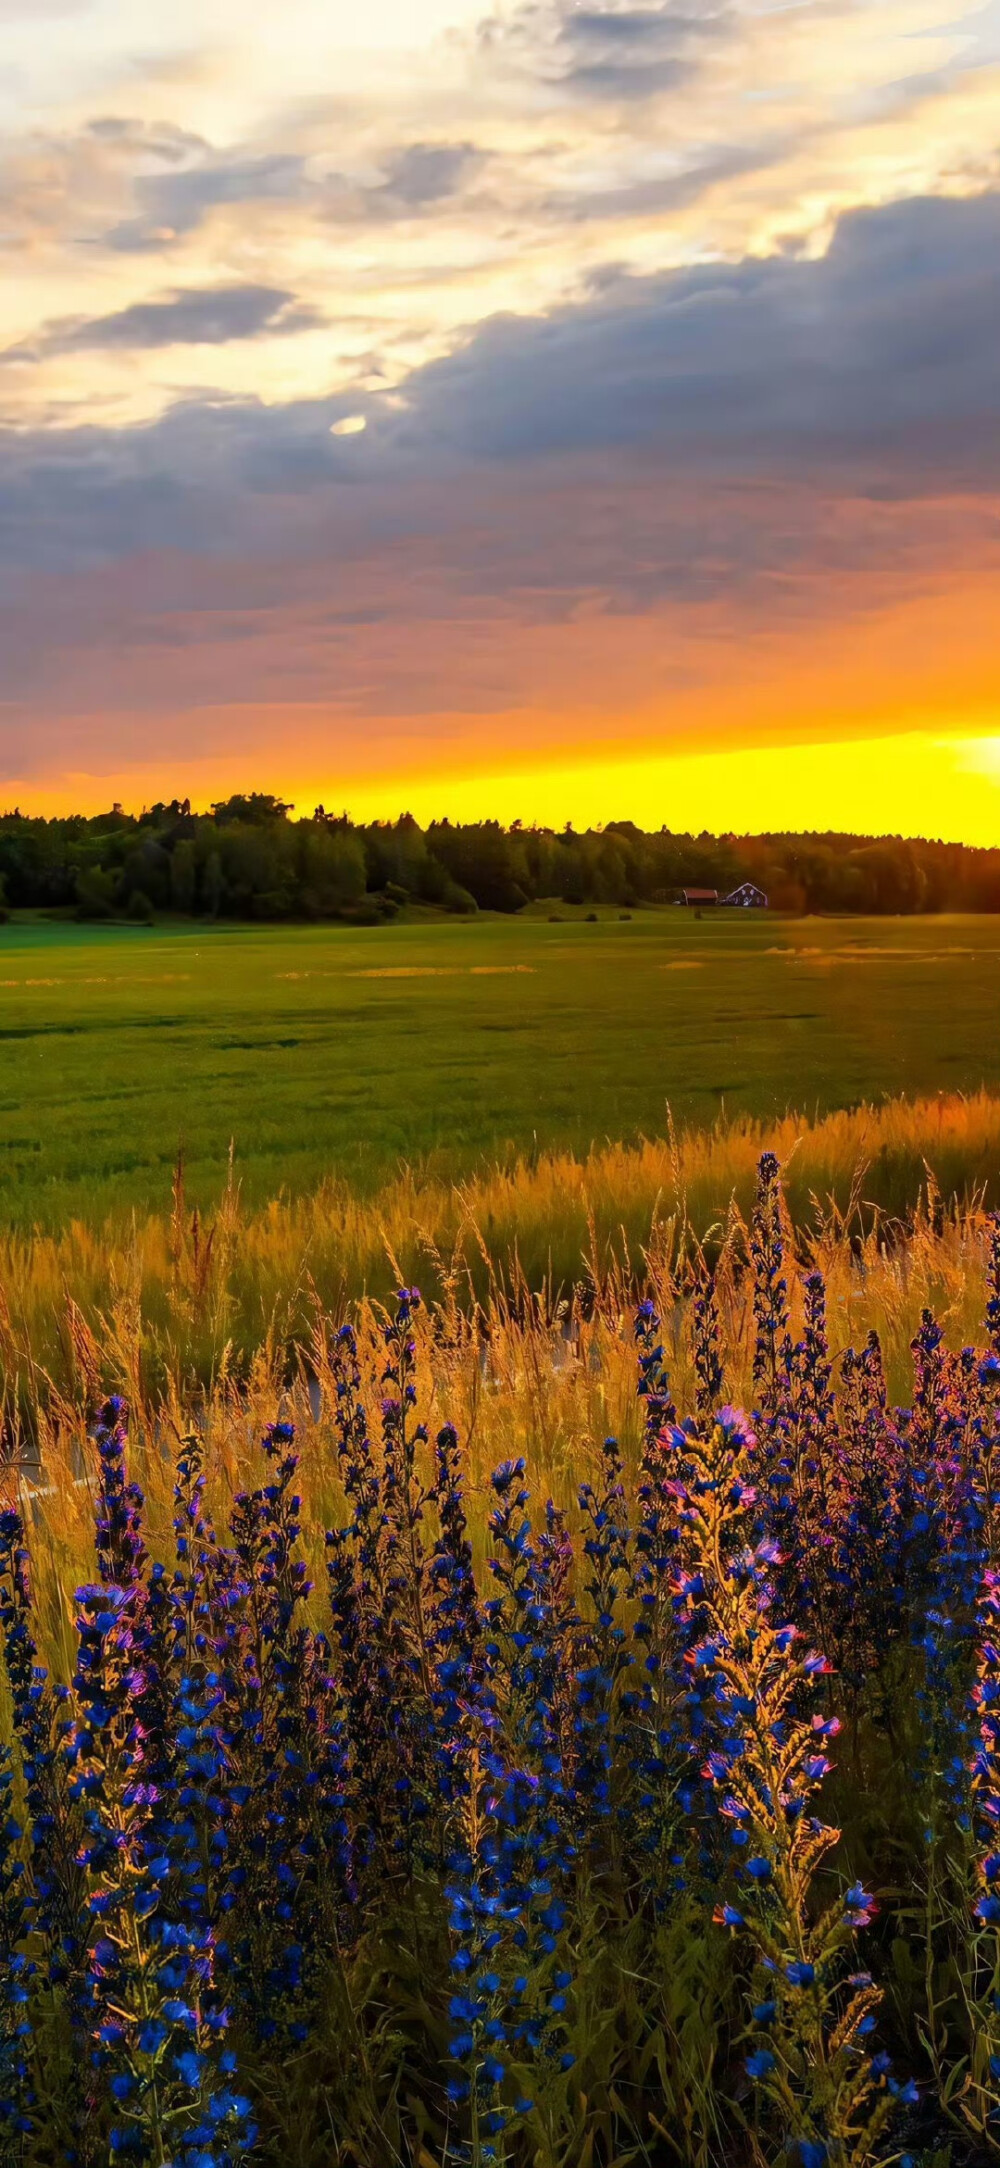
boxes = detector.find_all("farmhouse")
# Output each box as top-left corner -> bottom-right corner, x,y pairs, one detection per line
720,881 -> 769,908
678,886 -> 719,905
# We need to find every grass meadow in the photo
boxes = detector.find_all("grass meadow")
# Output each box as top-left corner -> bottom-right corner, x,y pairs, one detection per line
3,910 -> 1000,1230
9,916 -> 1000,2165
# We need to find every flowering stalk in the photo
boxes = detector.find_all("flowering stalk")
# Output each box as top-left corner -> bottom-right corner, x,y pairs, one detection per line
443,1459 -> 576,2162
70,1401 -> 254,2167
691,1274 -> 724,1419
676,1409 -> 904,2167
326,1304 -> 435,1880
0,1509 -> 87,1976
428,1417 -> 484,1818
963,1565 -> 1000,2145
226,1418 -> 356,2040
828,1335 -> 911,1709
750,1153 -> 792,1419
0,1729 -> 32,2161
575,1433 -> 635,1848
0,1505 -> 93,2157
380,1286 -> 434,1703
632,1303 -> 688,1856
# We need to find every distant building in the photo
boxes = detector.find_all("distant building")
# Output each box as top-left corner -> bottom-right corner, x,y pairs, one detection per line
720,882 -> 768,909
678,886 -> 719,906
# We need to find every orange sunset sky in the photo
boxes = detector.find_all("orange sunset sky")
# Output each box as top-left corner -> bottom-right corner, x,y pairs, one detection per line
2,0 -> 999,838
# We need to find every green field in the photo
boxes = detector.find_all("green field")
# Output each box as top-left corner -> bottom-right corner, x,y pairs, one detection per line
2,907 -> 1000,1228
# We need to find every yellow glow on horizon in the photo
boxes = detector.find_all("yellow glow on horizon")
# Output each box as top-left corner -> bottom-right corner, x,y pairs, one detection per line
15,728 -> 1000,848
297,732 -> 1000,846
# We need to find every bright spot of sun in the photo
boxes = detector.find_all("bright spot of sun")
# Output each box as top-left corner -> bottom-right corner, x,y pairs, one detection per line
330,415 -> 367,436
936,736 -> 1000,787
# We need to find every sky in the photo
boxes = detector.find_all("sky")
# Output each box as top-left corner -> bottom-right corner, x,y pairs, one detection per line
2,0 -> 1000,837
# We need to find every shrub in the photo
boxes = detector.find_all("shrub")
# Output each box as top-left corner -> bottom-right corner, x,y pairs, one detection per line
75,865 -> 117,919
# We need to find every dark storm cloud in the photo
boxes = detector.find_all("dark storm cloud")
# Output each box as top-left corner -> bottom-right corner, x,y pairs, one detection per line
5,284 -> 320,358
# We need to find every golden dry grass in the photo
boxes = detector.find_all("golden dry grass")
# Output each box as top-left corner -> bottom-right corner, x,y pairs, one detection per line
0,1084 -> 999,1389
6,1086 -> 1000,1678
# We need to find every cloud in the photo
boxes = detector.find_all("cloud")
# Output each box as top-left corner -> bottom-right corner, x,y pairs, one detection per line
1,187 -> 997,550
0,120 -> 211,253
393,189 -> 1000,488
106,152 -> 308,250
6,285 -> 320,358
0,0 -> 92,13
0,183 -> 998,738
98,135 -> 488,254
477,0 -> 728,100
85,116 -> 206,163
313,139 -> 490,229
547,141 -> 781,223
378,142 -> 485,207
0,394 -> 382,579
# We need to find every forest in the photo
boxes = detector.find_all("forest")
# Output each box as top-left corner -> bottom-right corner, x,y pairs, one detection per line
1,793 -> 999,920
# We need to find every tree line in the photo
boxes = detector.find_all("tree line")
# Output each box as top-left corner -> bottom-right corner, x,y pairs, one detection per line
0,793 -> 997,921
